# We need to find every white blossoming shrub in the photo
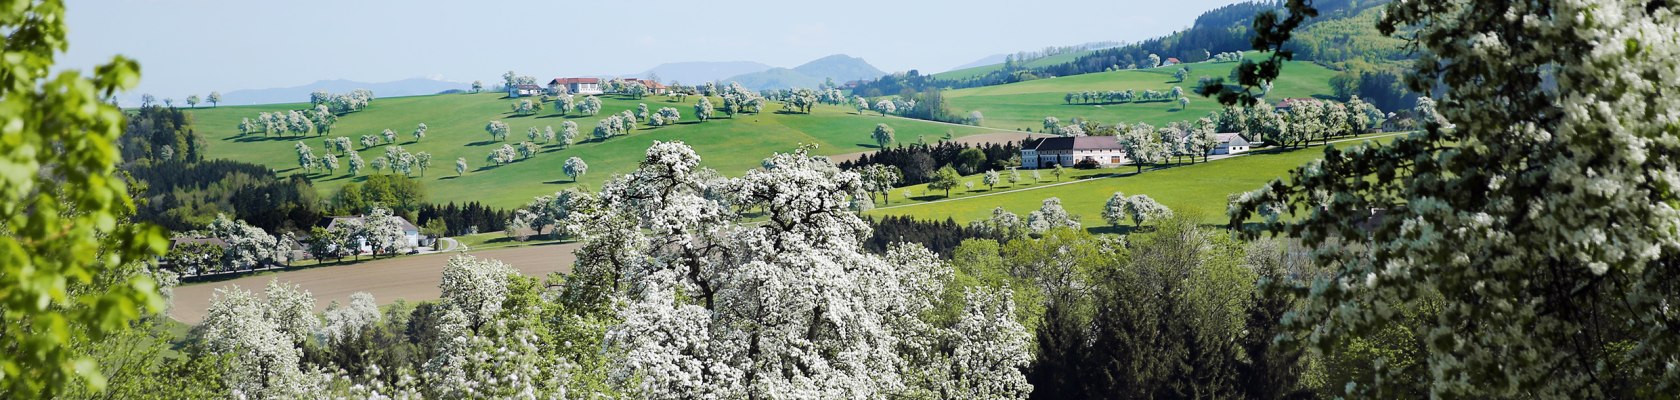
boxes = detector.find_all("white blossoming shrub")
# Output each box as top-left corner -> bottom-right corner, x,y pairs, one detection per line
320,291 -> 380,347
1230,0 -> 1680,396
557,141 -> 1032,398
199,284 -> 324,399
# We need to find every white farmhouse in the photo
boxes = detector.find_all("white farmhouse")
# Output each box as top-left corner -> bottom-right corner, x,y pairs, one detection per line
1022,136 -> 1130,169
1211,133 -> 1252,155
507,84 -> 545,98
319,215 -> 422,252
549,77 -> 603,95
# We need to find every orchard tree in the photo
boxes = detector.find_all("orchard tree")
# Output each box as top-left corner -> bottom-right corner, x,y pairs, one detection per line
657,107 -> 681,124
560,121 -> 579,147
1042,116 -> 1060,134
381,128 -> 396,144
485,120 -> 509,141
415,152 -> 432,176
929,166 -> 961,197
982,170 -> 1001,191
858,164 -> 902,205
872,123 -> 895,148
186,94 -> 200,108
413,122 -> 427,142
875,98 -> 896,116
563,156 -> 587,182
471,80 -> 483,93
455,157 -> 468,176
1025,197 -> 1079,235
693,97 -> 714,121
854,95 -> 869,114
347,152 -> 366,176
1123,194 -> 1171,227
208,91 -> 221,107
1102,191 -> 1131,227
556,95 -> 575,116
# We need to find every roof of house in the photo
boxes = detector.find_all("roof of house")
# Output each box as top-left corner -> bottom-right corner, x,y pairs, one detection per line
319,215 -> 419,232
513,84 -> 543,90
550,77 -> 601,85
170,237 -> 228,249
1165,57 -> 1181,63
1215,133 -> 1247,143
1027,136 -> 1124,151
1275,97 -> 1314,109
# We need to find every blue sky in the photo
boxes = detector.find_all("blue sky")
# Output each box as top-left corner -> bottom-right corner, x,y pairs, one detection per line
63,0 -> 1247,99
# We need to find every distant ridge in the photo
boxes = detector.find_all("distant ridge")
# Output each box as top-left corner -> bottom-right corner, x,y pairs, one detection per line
722,54 -> 886,90
635,61 -> 775,85
218,78 -> 466,106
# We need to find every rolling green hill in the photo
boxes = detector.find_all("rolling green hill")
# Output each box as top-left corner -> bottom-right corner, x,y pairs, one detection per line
944,54 -> 1339,132
863,133 -> 1404,227
931,49 -> 1101,81
188,92 -> 1002,208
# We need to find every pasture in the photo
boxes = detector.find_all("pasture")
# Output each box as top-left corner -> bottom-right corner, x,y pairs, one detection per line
190,92 -> 1005,208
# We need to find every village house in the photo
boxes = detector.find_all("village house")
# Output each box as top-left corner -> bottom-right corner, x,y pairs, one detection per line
1163,57 -> 1181,66
507,84 -> 545,98
1274,97 -> 1313,113
622,78 -> 669,95
1211,132 -> 1252,155
318,214 -> 422,253
550,77 -> 603,95
1021,136 -> 1130,169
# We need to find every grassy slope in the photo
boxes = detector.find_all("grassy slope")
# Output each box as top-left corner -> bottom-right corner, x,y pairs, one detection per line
865,133 -> 1402,226
932,49 -> 1101,81
945,55 -> 1338,132
190,92 -> 1000,208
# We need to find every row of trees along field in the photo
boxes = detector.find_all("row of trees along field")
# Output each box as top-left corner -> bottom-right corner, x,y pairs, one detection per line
7,0 -> 1680,398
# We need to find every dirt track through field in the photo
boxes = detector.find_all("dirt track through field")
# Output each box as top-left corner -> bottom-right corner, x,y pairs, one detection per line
169,243 -> 581,325
826,131 -> 1052,164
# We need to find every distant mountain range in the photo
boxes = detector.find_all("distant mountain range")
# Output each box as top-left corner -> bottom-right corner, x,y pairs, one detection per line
216,78 -> 466,106
635,61 -> 775,86
721,54 -> 886,91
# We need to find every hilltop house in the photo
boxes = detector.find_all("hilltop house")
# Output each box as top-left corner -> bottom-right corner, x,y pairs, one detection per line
508,84 -> 545,98
622,78 -> 668,94
550,77 -> 603,95
1022,136 -> 1129,169
1274,97 -> 1313,113
1163,57 -> 1181,66
319,214 -> 422,253
1211,133 -> 1252,155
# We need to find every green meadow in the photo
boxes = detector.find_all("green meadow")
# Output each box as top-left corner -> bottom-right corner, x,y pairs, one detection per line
944,56 -> 1339,132
864,133 -> 1404,227
189,92 -> 1002,208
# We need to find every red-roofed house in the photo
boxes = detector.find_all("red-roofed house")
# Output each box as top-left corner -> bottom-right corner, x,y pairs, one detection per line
549,77 -> 602,95
1164,57 -> 1181,66
622,78 -> 669,94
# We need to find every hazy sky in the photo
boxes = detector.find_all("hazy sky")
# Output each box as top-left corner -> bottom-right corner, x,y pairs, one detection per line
63,0 -> 1246,99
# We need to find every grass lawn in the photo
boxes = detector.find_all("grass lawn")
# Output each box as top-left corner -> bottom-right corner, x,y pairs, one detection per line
865,133 -> 1404,226
189,92 -> 1006,209
943,54 -> 1339,132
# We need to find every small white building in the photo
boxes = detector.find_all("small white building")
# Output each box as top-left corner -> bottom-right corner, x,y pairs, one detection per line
507,84 -> 545,98
550,77 -> 603,95
320,215 -> 422,252
1022,136 -> 1130,169
1211,133 -> 1252,155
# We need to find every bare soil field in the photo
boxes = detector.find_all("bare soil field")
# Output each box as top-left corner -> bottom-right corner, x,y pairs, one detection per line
825,131 -> 1051,164
169,242 -> 582,325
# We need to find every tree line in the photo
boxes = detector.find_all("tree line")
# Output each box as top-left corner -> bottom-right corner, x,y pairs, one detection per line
839,140 -> 1022,185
